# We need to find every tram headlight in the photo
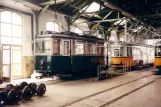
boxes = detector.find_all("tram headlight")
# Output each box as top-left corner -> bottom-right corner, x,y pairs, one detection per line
40,60 -> 46,70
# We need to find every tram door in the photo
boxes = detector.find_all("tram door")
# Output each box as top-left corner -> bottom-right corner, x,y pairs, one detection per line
2,45 -> 22,81
11,46 -> 22,79
63,40 -> 70,56
2,45 -> 11,81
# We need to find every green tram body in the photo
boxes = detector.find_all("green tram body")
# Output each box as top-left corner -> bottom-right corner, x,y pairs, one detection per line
34,33 -> 108,76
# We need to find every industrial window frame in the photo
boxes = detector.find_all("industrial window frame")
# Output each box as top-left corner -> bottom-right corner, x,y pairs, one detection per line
0,10 -> 23,45
0,6 -> 33,45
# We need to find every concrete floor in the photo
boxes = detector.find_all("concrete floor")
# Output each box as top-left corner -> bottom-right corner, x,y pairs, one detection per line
0,77 -> 64,87
4,69 -> 161,107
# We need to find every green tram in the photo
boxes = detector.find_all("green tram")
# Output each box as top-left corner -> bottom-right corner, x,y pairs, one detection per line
34,33 -> 108,77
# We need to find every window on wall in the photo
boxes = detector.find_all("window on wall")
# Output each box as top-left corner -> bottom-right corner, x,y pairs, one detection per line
0,11 -> 22,45
46,22 -> 60,32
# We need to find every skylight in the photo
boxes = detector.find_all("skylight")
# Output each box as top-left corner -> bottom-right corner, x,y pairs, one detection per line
82,2 -> 104,13
113,19 -> 130,26
114,19 -> 126,26
114,20 -> 122,25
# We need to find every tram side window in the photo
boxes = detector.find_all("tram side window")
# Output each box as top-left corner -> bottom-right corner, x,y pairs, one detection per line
87,43 -> 96,55
75,40 -> 86,55
76,43 -> 84,55
97,46 -> 104,55
127,47 -> 132,56
127,47 -> 129,56
53,39 -> 61,55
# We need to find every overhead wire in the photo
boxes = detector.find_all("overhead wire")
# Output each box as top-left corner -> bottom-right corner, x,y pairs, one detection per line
54,0 -> 68,32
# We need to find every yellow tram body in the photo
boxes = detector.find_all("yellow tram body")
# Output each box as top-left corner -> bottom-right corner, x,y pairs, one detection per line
110,42 -> 154,70
111,57 -> 134,68
110,42 -> 134,69
154,44 -> 161,70
154,57 -> 161,68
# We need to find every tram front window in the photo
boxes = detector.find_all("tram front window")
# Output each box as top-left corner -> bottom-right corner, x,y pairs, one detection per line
158,48 -> 161,56
114,49 -> 120,56
35,40 -> 51,54
155,47 -> 157,56
120,47 -> 124,56
155,47 -> 161,56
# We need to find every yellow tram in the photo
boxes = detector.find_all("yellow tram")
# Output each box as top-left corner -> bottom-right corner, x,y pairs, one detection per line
154,42 -> 161,73
110,43 -> 135,69
110,42 -> 154,71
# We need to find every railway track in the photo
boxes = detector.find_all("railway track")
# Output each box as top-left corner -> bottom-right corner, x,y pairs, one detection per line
100,77 -> 160,107
45,67 -> 155,86
59,68 -> 157,107
43,67 -> 155,87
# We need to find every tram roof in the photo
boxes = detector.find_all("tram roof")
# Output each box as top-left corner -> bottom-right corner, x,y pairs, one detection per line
35,32 -> 105,43
110,41 -> 154,48
155,41 -> 161,46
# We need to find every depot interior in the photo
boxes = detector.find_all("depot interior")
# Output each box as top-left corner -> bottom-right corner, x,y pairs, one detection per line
0,0 -> 160,82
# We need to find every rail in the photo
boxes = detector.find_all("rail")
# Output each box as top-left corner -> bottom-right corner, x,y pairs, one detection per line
59,68 -> 156,107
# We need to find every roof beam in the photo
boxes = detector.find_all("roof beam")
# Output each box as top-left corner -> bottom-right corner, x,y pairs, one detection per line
71,0 -> 93,13
142,14 -> 161,18
58,0 -> 71,10
92,11 -> 113,30
71,1 -> 93,24
102,0 -> 136,19
92,18 -> 123,23
39,0 -> 67,5
79,11 -> 99,15
39,0 -> 53,15
149,20 -> 161,23
102,0 -> 160,30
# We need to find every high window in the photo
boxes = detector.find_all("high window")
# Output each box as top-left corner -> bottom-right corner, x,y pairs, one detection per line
81,2 -> 104,13
46,22 -> 60,32
0,11 -> 22,45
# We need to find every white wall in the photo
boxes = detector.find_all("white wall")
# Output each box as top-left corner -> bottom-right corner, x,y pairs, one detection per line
23,14 -> 32,56
39,12 -> 68,33
38,12 -> 90,35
